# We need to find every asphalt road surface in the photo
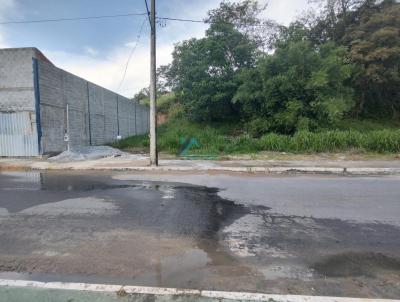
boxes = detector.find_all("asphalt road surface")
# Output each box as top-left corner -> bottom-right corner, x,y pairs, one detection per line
0,171 -> 399,299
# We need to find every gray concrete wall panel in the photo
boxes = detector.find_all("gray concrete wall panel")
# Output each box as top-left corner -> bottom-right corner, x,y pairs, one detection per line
88,83 -> 104,115
118,98 -> 130,138
40,104 -> 66,153
64,72 -> 87,110
89,114 -> 105,146
128,101 -> 136,136
103,89 -> 118,142
0,48 -> 36,112
38,60 -> 64,108
135,105 -> 143,135
67,108 -> 88,148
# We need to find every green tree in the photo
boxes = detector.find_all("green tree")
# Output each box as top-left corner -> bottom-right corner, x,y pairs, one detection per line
206,0 -> 282,50
132,87 -> 149,104
344,0 -> 400,118
234,26 -> 354,136
306,0 -> 369,44
163,2 -> 259,121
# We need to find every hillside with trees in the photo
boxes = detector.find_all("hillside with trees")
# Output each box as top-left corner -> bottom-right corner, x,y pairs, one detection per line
122,0 -> 400,156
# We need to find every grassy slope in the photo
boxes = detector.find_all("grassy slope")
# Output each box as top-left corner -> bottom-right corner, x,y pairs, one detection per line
113,119 -> 400,156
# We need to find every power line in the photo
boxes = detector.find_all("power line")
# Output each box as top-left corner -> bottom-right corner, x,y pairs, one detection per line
117,18 -> 147,93
157,17 -> 204,23
144,0 -> 152,26
0,12 -> 148,25
0,13 -> 206,25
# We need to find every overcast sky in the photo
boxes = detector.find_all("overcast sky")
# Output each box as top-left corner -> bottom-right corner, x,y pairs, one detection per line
0,0 -> 315,97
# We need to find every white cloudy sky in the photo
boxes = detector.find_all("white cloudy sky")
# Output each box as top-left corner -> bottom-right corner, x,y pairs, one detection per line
0,0 -> 315,97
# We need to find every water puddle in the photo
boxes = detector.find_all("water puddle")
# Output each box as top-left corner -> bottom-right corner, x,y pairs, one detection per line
312,252 -> 400,277
1,171 -> 400,297
0,171 -> 138,191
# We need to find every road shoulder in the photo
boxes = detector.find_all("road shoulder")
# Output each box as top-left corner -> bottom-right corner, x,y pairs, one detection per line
1,279 -> 399,302
1,156 -> 400,175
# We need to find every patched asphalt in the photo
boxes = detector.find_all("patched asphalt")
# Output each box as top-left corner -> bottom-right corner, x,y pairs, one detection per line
0,171 -> 399,299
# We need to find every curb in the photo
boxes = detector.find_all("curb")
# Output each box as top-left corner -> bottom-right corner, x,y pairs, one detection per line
1,162 -> 400,175
30,165 -> 400,175
0,279 -> 398,302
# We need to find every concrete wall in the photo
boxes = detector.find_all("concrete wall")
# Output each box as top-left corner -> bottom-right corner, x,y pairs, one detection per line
37,59 -> 149,154
0,48 -> 40,156
0,47 -> 149,156
0,48 -> 36,112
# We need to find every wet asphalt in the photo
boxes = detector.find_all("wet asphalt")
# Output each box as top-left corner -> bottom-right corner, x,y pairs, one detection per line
0,171 -> 399,299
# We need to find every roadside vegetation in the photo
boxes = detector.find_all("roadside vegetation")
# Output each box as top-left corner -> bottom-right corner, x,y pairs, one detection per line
114,119 -> 400,155
120,0 -> 400,156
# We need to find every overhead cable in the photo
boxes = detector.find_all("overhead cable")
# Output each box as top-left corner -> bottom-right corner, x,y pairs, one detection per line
117,18 -> 147,93
0,12 -> 148,24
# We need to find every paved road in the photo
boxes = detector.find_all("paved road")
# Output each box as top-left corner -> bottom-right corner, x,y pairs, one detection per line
0,171 -> 399,299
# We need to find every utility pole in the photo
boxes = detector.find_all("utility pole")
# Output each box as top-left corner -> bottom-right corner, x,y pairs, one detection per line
149,0 -> 158,166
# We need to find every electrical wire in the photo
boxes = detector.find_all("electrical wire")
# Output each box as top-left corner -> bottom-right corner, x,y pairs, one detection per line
157,17 -> 204,23
0,12 -> 148,25
144,0 -> 152,26
117,18 -> 147,93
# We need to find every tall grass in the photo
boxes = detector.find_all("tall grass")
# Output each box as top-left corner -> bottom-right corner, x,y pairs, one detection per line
260,130 -> 400,153
113,119 -> 400,155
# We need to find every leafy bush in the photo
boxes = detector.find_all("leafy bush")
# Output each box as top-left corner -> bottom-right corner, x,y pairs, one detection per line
234,38 -> 355,135
157,92 -> 177,114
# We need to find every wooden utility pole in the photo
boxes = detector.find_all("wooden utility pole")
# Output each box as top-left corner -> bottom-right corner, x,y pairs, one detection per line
149,0 -> 158,166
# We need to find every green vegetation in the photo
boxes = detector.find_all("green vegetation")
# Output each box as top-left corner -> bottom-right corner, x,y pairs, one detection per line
114,119 -> 400,155
136,92 -> 177,114
125,0 -> 400,156
158,0 -> 400,127
234,40 -> 355,135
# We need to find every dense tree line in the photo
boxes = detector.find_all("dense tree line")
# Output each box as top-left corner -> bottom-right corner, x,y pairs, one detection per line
150,0 -> 399,136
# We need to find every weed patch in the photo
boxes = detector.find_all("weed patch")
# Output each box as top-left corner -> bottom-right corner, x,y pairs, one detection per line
113,119 -> 400,155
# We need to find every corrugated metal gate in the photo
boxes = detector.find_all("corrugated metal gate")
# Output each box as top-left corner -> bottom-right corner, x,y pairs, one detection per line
0,112 -> 39,156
